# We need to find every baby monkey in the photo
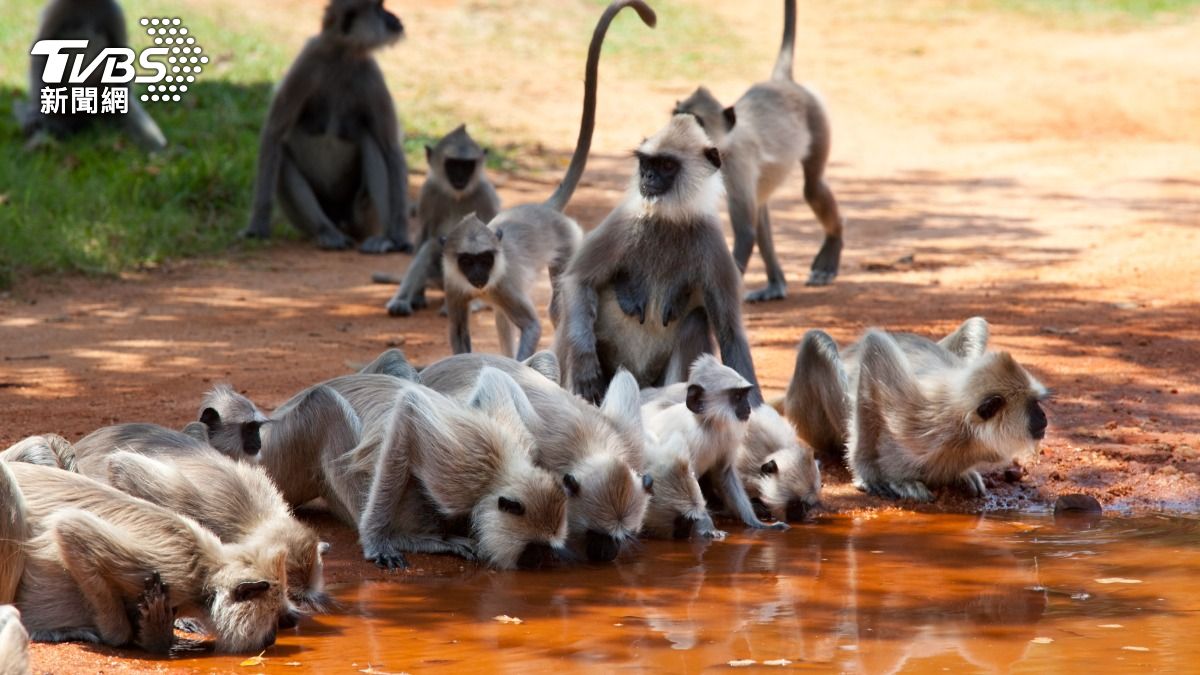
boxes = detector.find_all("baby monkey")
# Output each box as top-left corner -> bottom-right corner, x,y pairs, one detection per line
737,405 -> 821,522
785,317 -> 1049,501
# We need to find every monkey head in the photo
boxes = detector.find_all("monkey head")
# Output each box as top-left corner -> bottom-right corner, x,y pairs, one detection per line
322,0 -> 404,51
632,115 -> 724,218
639,431 -> 708,540
427,124 -> 488,194
257,517 -> 330,613
199,385 -> 269,459
684,354 -> 754,426
673,86 -> 737,142
441,214 -> 505,291
205,545 -> 289,653
954,352 -> 1049,463
472,467 -> 571,570
741,407 -> 821,523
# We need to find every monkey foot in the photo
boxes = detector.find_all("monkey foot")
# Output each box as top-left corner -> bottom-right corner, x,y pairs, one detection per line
745,282 -> 787,303
958,470 -> 988,497
386,298 -> 414,317
317,230 -> 354,251
134,572 -> 174,655
239,227 -> 271,241
805,269 -> 838,286
759,521 -> 790,531
857,478 -> 933,502
444,537 -> 479,561
365,541 -> 410,570
359,236 -> 412,254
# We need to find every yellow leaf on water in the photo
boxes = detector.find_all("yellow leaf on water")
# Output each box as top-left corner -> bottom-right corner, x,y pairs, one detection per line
1031,637 -> 1054,644
1122,646 -> 1150,652
728,659 -> 756,667
1099,624 -> 1123,629
764,659 -> 792,666
239,652 -> 266,667
1095,578 -> 1142,584
283,662 -> 302,667
494,615 -> 523,625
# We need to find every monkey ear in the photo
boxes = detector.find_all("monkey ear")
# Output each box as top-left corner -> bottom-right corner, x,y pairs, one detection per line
600,370 -> 642,428
498,496 -> 525,516
642,474 -> 654,494
181,421 -> 209,442
976,394 -> 1006,421
761,460 -> 779,475
938,316 -> 990,360
233,580 -> 272,602
425,144 -> 433,161
722,106 -> 737,131
563,473 -> 581,497
685,385 -> 706,415
703,147 -> 722,169
200,407 -> 221,429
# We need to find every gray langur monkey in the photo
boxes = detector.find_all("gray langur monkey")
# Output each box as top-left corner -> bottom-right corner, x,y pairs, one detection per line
673,0 -> 845,298
242,0 -> 411,253
439,0 -> 657,361
73,423 -> 330,617
785,317 -> 1049,501
201,373 -> 571,571
15,0 -> 167,151
642,355 -> 787,531
638,429 -> 719,540
1,434 -> 77,471
555,114 -> 761,405
0,461 -> 286,654
0,605 -> 29,675
737,405 -> 821,522
419,352 -> 652,562
383,125 -> 501,317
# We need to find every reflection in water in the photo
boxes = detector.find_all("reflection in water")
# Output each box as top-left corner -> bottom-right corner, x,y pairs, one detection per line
163,513 -> 1200,673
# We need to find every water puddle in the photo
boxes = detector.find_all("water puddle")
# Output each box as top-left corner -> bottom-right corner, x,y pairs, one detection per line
157,512 -> 1200,672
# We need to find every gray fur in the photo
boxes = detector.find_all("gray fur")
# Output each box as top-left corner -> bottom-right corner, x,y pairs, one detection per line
386,125 -> 501,316
358,347 -> 422,381
73,424 -> 329,613
1,434 -> 77,472
555,114 -> 761,408
242,0 -> 410,253
440,1 -> 656,361
2,462 -> 286,653
786,318 -> 1048,501
673,0 -> 844,296
421,353 -> 649,562
0,605 -> 28,675
738,405 -> 820,522
16,0 -> 166,151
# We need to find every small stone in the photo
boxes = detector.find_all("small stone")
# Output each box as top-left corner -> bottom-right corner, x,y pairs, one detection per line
1054,494 -> 1102,514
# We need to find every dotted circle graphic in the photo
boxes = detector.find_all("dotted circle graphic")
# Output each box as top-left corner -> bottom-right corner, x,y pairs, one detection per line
138,17 -> 204,104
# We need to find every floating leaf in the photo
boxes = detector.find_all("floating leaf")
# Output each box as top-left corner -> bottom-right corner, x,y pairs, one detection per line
1096,578 -> 1142,585
1099,624 -> 1123,629
1031,637 -> 1054,644
239,652 -> 266,667
728,659 -> 756,667
1122,646 -> 1150,652
839,645 -> 858,651
494,615 -> 523,625
764,659 -> 792,666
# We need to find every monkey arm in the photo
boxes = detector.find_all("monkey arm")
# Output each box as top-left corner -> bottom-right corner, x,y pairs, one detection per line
360,136 -> 411,254
105,452 -> 200,516
493,286 -> 542,361
387,240 -> 437,316
558,276 -> 605,404
716,464 -> 787,530
243,71 -> 315,239
703,272 -> 763,406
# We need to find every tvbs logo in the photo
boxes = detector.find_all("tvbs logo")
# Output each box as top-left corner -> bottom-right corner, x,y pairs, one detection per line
34,17 -> 206,115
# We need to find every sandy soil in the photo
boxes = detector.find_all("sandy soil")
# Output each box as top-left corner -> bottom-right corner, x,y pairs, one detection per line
5,0 -> 1200,670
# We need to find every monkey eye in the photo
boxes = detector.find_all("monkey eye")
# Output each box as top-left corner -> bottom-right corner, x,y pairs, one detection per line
976,394 -> 1006,421
655,157 -> 680,176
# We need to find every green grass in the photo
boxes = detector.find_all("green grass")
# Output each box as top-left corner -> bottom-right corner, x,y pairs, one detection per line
989,0 -> 1200,23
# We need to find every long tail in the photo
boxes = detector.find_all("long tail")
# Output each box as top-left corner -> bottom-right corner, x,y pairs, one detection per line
770,0 -> 797,81
0,461 -> 28,604
544,0 -> 657,213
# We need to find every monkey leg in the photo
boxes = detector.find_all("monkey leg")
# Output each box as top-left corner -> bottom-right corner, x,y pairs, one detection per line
785,330 -> 849,458
726,177 -> 759,274
277,156 -> 354,251
51,510 -> 146,647
386,241 -> 437,317
445,290 -> 473,356
131,572 -> 174,655
494,312 -> 518,359
937,317 -> 990,360
745,205 -> 787,302
801,156 -> 844,287
122,98 -> 167,152
717,465 -> 788,531
493,286 -> 541,361
358,137 -> 406,254
0,605 -> 29,675
663,308 -> 714,385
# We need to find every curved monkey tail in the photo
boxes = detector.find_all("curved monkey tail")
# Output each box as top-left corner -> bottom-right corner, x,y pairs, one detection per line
770,0 -> 797,82
544,0 -> 657,213
0,461 -> 29,603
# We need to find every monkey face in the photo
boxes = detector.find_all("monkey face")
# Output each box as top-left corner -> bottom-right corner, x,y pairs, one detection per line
209,548 -> 289,653
328,0 -> 404,50
673,86 -> 729,142
457,251 -> 495,289
1027,399 -> 1048,440
640,446 -> 707,540
473,471 -> 569,570
748,449 -> 821,523
636,152 -> 680,197
728,387 -> 753,422
444,158 -> 478,191
963,352 -> 1050,460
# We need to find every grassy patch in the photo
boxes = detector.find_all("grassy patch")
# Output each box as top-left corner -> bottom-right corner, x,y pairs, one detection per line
988,0 -> 1200,24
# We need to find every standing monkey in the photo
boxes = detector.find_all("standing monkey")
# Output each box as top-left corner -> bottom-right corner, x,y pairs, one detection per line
16,0 -> 167,151
242,0 -> 411,253
674,0 -> 845,298
438,0 -> 658,360
555,114 -> 761,405
383,125 -> 501,317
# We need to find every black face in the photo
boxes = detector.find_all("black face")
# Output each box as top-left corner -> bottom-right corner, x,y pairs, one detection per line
457,251 -> 495,289
444,158 -> 477,190
516,542 -> 554,570
382,6 -> 403,35
585,529 -> 620,563
729,387 -> 752,422
750,498 -> 772,521
637,152 -> 680,198
785,499 -> 810,522
241,421 -> 263,455
672,514 -> 696,540
1028,400 -> 1047,440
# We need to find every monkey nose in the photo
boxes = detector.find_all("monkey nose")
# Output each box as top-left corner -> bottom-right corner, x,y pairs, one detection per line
585,530 -> 620,562
277,608 -> 300,630
516,543 -> 555,570
672,515 -> 697,540
785,499 -> 810,522
263,629 -> 277,648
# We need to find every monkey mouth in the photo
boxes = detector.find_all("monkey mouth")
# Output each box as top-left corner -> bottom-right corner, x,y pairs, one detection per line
467,275 -> 489,289
585,530 -> 621,562
444,159 -> 476,190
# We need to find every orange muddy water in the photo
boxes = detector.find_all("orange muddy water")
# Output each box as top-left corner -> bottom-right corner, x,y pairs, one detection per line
98,512 -> 1199,673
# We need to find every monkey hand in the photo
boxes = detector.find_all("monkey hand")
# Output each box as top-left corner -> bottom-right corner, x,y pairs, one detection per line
572,354 -> 606,405
133,572 -> 174,655
359,235 -> 413,255
317,230 -> 354,251
363,539 -> 410,571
